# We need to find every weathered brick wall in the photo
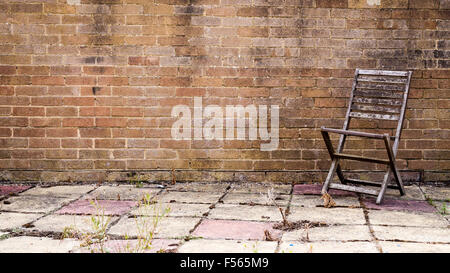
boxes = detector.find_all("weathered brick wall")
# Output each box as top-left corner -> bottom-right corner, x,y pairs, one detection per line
0,0 -> 449,184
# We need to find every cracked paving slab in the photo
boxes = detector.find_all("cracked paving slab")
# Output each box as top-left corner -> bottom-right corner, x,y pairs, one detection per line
384,185 -> 425,201
221,193 -> 289,206
56,199 -> 137,216
229,183 -> 291,195
1,196 -> 77,213
287,207 -> 366,225
85,185 -> 160,201
281,225 -> 371,242
32,214 -> 118,234
420,186 -> 450,201
290,195 -> 360,208
168,182 -> 230,193
362,198 -> 435,213
192,219 -> 281,240
178,239 -> 278,253
379,241 -> 450,253
207,204 -> 283,222
157,191 -> 223,204
21,185 -> 95,198
279,241 -> 379,253
131,202 -> 210,217
368,210 -> 448,227
108,216 -> 200,239
0,236 -> 78,253
0,212 -> 44,230
372,226 -> 450,243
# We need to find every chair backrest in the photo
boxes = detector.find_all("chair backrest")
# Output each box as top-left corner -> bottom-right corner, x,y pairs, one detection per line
343,69 -> 413,153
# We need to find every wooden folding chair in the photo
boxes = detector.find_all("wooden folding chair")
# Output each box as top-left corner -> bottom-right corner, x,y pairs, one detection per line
321,69 -> 413,204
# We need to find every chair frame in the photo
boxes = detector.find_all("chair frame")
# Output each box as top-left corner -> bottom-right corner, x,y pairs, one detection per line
321,69 -> 413,204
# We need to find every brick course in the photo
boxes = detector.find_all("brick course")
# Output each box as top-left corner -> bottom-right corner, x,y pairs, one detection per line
0,0 -> 449,184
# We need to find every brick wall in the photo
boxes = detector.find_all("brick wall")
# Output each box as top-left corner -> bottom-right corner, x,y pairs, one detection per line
0,0 -> 449,184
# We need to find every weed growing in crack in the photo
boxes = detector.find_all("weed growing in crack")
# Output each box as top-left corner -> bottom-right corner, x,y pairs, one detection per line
0,233 -> 10,241
126,193 -> 171,253
130,174 -> 145,188
261,188 -> 290,227
61,194 -> 170,253
61,199 -> 112,253
439,202 -> 447,215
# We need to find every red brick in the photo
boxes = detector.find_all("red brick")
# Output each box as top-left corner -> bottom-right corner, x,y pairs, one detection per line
62,118 -> 94,127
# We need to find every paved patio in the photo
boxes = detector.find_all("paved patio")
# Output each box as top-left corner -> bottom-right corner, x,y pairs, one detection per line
0,182 -> 448,253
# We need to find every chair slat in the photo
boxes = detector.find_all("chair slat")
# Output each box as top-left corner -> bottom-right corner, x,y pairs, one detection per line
354,90 -> 404,99
356,82 -> 405,92
351,104 -> 401,114
358,69 -> 409,77
352,97 -> 403,106
357,75 -> 407,84
349,111 -> 399,120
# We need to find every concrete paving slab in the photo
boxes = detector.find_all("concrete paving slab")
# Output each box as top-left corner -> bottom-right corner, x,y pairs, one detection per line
420,185 -> 450,201
0,185 -> 32,197
281,225 -> 371,242
287,207 -> 366,225
131,202 -> 210,217
363,198 -> 436,213
21,185 -> 95,198
73,238 -> 180,253
56,199 -> 137,216
290,195 -> 360,208
33,214 -> 118,234
0,236 -> 78,253
168,182 -> 230,193
380,241 -> 450,253
279,241 -> 379,253
208,204 -> 283,222
293,184 -> 357,197
1,196 -> 76,213
221,193 -> 289,206
373,226 -> 450,243
108,216 -> 200,239
368,210 -> 448,227
86,185 -> 160,201
157,191 -> 223,204
192,219 -> 281,240
384,185 -> 425,201
230,183 -> 291,195
178,239 -> 278,253
0,212 -> 43,230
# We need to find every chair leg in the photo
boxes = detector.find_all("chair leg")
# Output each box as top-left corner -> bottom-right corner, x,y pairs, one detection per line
383,135 -> 405,196
322,158 -> 339,194
321,130 -> 346,185
376,169 -> 391,204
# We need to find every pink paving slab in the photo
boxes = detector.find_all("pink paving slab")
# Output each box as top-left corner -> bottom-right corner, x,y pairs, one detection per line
56,199 -> 137,216
0,185 -> 31,196
192,219 -> 281,240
